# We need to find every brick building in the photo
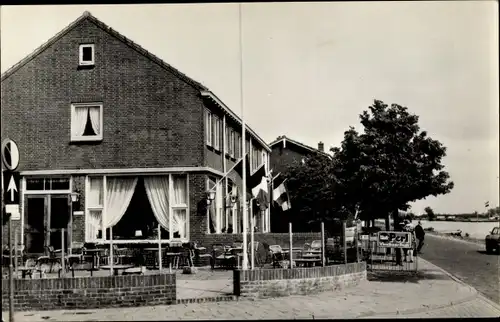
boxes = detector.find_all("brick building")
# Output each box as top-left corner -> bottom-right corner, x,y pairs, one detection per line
1,11 -> 271,253
269,135 -> 329,176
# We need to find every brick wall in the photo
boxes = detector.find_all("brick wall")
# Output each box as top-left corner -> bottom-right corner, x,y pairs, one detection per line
71,176 -> 86,244
233,262 -> 366,299
1,273 -> 176,311
1,18 -> 205,172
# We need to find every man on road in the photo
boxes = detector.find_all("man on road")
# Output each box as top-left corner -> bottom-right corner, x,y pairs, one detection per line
414,221 -> 425,254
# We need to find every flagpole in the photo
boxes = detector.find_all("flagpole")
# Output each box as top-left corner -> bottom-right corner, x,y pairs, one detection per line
239,2 -> 248,271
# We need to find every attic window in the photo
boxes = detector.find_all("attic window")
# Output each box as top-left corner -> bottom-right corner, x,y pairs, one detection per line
79,44 -> 95,66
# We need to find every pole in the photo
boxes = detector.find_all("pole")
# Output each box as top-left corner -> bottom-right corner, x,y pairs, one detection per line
9,216 -> 14,322
321,222 -> 325,267
250,199 -> 254,270
343,220 -> 347,264
158,223 -> 162,271
14,228 -> 18,277
109,226 -> 113,275
239,2 -> 248,271
289,223 -> 293,269
61,228 -> 65,277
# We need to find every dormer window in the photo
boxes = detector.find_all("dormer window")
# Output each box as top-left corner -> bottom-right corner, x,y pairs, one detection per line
79,44 -> 95,66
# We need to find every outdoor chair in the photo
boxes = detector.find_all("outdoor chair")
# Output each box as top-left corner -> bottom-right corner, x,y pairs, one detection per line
211,244 -> 229,269
269,245 -> 285,268
66,242 -> 85,266
42,246 -> 67,273
18,258 -> 45,279
193,243 -> 212,267
311,240 -> 322,251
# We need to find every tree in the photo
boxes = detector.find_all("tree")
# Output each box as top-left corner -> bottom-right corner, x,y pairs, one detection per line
331,100 -> 454,227
424,206 -> 436,221
283,152 -> 340,231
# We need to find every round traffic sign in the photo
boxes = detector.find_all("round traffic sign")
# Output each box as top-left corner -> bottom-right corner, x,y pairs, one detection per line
2,139 -> 20,171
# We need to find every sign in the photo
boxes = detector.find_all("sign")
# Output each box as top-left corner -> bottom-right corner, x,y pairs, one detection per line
1,139 -> 20,171
5,205 -> 20,220
3,171 -> 20,205
377,231 -> 412,248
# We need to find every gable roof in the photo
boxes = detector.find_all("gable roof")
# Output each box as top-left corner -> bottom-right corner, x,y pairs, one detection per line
1,11 -> 207,90
269,135 -> 330,157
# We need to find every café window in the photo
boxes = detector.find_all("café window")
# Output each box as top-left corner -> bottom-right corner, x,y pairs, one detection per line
25,177 -> 71,191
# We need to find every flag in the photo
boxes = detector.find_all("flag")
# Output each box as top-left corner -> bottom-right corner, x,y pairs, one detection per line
249,164 -> 270,211
272,175 -> 291,211
485,201 -> 489,208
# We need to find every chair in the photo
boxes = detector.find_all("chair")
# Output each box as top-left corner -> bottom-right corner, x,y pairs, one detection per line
43,246 -> 67,273
193,244 -> 212,267
211,244 -> 227,269
311,240 -> 322,250
18,259 -> 45,279
66,242 -> 85,267
269,245 -> 284,268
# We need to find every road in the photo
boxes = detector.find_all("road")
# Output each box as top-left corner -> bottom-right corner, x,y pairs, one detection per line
419,234 -> 500,303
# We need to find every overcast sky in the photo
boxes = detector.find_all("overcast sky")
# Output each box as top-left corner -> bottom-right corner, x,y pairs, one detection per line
1,2 -> 498,214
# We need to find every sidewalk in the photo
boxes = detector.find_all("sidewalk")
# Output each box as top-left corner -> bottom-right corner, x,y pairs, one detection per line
3,258 -> 500,320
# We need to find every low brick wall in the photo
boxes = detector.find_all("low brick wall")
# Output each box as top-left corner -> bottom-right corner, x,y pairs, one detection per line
233,262 -> 366,299
1,273 -> 176,312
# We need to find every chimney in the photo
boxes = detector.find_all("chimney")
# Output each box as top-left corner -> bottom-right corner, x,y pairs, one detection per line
318,141 -> 324,152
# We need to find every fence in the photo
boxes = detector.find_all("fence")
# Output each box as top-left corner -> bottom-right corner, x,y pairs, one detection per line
358,231 -> 418,273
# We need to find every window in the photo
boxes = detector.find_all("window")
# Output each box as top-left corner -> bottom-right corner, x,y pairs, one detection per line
230,130 -> 235,157
207,177 -> 223,234
79,44 -> 95,66
235,133 -> 241,158
85,174 -> 190,242
86,177 -> 103,242
26,177 -> 71,191
71,103 -> 103,142
212,116 -> 221,150
205,109 -> 212,146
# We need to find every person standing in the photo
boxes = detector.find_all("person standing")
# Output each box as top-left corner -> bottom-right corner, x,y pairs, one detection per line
414,221 -> 425,254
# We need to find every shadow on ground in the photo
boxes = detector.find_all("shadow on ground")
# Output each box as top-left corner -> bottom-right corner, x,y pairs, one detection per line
476,250 -> 500,256
367,270 -> 450,283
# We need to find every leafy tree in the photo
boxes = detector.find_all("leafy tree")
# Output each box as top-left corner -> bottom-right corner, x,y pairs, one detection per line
283,152 -> 339,231
331,100 -> 454,230
424,206 -> 436,221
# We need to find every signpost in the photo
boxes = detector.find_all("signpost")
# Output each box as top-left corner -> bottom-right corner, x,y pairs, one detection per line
2,138 -> 20,322
377,231 -> 412,249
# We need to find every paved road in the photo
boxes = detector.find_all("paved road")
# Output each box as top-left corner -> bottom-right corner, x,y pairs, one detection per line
419,234 -> 500,303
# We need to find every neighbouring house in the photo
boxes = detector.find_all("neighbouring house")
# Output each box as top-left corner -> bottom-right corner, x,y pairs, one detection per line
268,135 -> 331,232
269,135 -> 330,176
1,11 -> 272,254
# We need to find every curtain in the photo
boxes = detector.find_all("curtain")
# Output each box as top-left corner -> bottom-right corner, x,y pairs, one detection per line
88,107 -> 101,135
103,177 -> 138,229
71,107 -> 88,137
144,176 -> 170,231
86,210 -> 102,241
172,176 -> 187,236
215,181 -> 223,233
208,179 -> 216,232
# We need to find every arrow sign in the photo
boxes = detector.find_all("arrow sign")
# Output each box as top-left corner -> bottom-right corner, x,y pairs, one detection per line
3,171 -> 20,205
7,176 -> 17,202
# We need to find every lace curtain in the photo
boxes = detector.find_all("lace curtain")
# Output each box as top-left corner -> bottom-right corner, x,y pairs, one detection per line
71,107 -> 88,137
88,107 -> 100,135
144,176 -> 171,231
172,176 -> 187,237
103,177 -> 138,229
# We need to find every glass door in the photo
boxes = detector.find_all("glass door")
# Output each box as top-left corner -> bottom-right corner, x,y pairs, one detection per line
48,195 -> 71,251
24,196 -> 47,254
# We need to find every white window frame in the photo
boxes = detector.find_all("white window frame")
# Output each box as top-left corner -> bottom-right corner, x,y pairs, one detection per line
71,102 -> 103,142
86,176 -> 104,243
85,174 -> 190,244
213,115 -> 220,151
24,176 -> 73,194
79,44 -> 95,66
205,109 -> 213,146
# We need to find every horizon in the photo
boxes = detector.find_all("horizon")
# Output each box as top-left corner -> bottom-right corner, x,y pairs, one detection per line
1,2 -> 498,214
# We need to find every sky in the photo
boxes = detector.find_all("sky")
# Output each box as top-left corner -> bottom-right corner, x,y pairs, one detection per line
1,2 -> 498,214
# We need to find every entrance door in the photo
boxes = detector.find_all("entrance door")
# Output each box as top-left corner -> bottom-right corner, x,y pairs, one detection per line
24,196 -> 47,254
48,195 -> 71,251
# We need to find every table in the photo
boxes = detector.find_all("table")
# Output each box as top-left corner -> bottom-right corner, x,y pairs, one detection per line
294,258 -> 321,267
143,248 -> 162,268
84,249 -> 107,270
17,266 -> 44,279
100,264 -> 135,276
165,252 -> 181,269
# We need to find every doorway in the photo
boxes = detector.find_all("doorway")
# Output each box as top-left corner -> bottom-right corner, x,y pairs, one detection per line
24,195 -> 71,254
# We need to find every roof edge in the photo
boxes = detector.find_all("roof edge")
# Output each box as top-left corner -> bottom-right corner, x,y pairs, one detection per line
269,135 -> 330,157
201,90 -> 271,152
